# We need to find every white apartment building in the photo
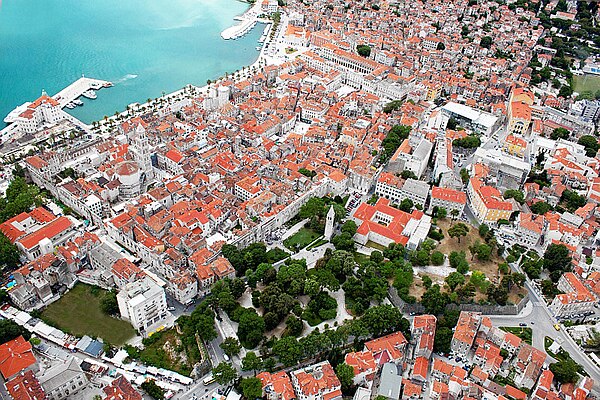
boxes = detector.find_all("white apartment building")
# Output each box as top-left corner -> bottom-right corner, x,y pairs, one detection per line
117,277 -> 168,335
549,273 -> 597,319
375,172 -> 404,204
429,186 -> 467,215
401,179 -> 430,208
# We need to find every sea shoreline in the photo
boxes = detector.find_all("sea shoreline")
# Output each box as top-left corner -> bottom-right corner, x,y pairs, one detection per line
94,1 -> 278,133
0,0 -> 267,131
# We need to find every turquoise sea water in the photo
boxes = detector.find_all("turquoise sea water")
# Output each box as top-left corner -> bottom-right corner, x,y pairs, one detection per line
0,0 -> 262,125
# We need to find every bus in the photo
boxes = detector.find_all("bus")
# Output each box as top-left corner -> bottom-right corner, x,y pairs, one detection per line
554,324 -> 561,331
203,374 -> 216,386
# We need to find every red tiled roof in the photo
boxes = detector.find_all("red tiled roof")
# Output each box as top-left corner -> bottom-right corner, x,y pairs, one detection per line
103,376 -> 142,400
365,331 -> 407,362
257,371 -> 296,400
431,186 -> 467,204
5,370 -> 46,400
17,217 -> 72,250
0,336 -> 36,379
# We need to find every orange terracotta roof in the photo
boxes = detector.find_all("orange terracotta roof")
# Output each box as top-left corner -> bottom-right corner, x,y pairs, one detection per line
0,336 -> 36,379
5,370 -> 46,400
17,216 -> 72,250
431,186 -> 467,204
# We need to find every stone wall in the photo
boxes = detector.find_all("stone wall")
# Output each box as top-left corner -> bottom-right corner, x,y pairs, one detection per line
388,287 -> 530,316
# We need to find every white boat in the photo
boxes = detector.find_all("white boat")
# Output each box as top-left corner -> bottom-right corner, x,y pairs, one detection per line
65,102 -> 76,109
82,90 -> 97,99
73,99 -> 84,106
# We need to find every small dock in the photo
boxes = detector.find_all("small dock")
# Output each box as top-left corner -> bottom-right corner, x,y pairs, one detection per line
221,19 -> 257,40
52,77 -> 112,108
221,1 -> 261,40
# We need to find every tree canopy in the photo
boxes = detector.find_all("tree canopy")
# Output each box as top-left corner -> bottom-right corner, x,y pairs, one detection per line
380,125 -> 412,163
578,135 -> 600,157
448,223 -> 469,243
452,135 -> 481,149
530,201 -> 552,215
240,377 -> 263,399
550,359 -> 579,384
336,363 -> 355,395
479,36 -> 493,48
141,380 -> 165,400
212,362 -> 238,385
503,189 -> 525,204
220,337 -> 241,357
543,244 -> 572,281
0,319 -> 30,344
356,44 -> 371,57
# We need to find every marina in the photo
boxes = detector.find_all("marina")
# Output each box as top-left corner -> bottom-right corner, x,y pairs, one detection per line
3,77 -> 110,124
220,0 -> 261,40
52,76 -> 111,108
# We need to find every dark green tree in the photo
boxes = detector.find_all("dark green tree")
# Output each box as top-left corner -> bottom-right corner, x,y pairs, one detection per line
551,127 -> 570,140
212,362 -> 238,385
577,135 -> 600,157
241,351 -> 263,375
336,363 -> 355,395
549,359 -> 579,384
530,201 -> 552,215
448,223 -> 469,243
285,315 -> 304,337
430,251 -> 444,266
272,336 -> 303,366
421,284 -> 449,315
445,272 -> 465,291
141,380 -> 165,400
100,290 -> 119,315
0,233 -> 21,270
356,44 -> 371,57
434,327 -> 453,353
0,320 -> 30,344
361,304 -> 410,337
480,36 -> 493,48
220,337 -> 241,357
240,377 -> 263,399
237,308 -> 266,348
543,244 -> 572,281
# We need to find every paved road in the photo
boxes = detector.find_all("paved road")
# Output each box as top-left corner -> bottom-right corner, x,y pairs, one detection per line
484,297 -> 551,352
486,271 -> 600,392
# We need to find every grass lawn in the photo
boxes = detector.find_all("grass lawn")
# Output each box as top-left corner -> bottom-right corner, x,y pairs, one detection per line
354,252 -> 371,266
544,336 -> 587,375
138,328 -> 201,376
283,227 -> 320,251
574,74 -> 600,94
306,238 -> 327,251
365,240 -> 387,251
41,283 -> 135,346
545,336 -> 554,352
500,327 -> 532,345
